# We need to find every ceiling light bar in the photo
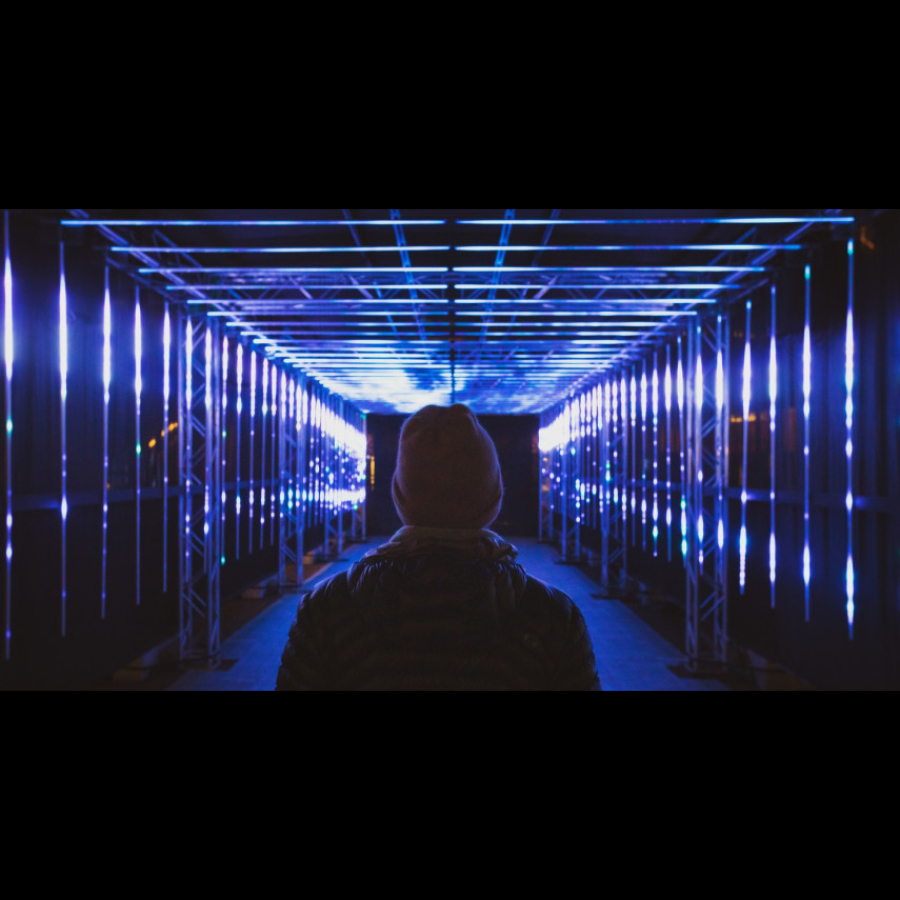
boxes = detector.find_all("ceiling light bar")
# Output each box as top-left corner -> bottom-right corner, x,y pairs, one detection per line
141,267 -> 449,275
63,219 -> 448,227
456,218 -> 855,226
114,246 -> 452,254
455,245 -> 805,252
454,266 -> 768,274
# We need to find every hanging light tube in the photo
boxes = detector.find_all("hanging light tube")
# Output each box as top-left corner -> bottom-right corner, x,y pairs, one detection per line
846,241 -> 856,639
60,243 -> 68,638
741,300 -> 752,595
678,337 -> 687,559
716,316 -> 726,558
454,266 -> 768,274
665,345 -> 673,562
770,285 -> 778,607
652,355 -> 660,558
455,244 -> 806,253
135,289 -> 142,607
236,342 -> 243,560
163,305 -> 171,594
456,217 -> 855,226
696,332 -> 705,573
261,358 -> 269,549
205,328 -> 213,547
64,219 -> 449,227
631,370 -> 638,545
140,266 -> 450,275
641,365 -> 648,550
221,336 -> 229,558
270,367 -> 277,542
102,276 -> 112,616
804,266 -> 813,620
249,352 -> 257,555
3,211 -> 12,659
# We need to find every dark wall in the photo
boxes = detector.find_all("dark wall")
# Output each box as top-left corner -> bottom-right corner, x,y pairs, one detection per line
367,414 -> 540,539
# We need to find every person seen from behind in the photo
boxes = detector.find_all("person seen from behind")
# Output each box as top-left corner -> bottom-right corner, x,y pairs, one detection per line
276,404 -> 601,691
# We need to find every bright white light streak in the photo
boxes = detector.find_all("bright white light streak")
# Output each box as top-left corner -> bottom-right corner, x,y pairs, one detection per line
4,212 -> 12,658
846,241 -> 856,638
236,342 -> 244,559
804,266 -> 813,620
271,366 -> 278,540
770,285 -> 777,608
696,336 -> 704,571
249,352 -> 257,555
652,357 -> 660,557
665,346 -> 673,560
261,357 -> 269,548
641,367 -> 648,548
204,328 -> 212,540
678,337 -> 687,558
631,371 -> 638,538
163,305 -> 171,594
135,290 -> 142,607
740,300 -> 752,595
222,337 -> 229,549
59,244 -> 68,637
100,267 -> 112,619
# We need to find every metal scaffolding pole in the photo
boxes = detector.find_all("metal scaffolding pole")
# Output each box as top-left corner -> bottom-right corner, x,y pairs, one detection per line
178,315 -> 222,663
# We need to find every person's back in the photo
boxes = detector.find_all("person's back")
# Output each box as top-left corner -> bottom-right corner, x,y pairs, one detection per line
276,405 -> 601,692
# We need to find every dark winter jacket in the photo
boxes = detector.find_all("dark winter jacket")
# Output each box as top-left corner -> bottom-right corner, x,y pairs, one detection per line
276,549 -> 601,692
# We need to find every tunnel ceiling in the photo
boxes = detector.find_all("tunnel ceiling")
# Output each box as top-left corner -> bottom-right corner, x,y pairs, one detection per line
63,208 -> 855,415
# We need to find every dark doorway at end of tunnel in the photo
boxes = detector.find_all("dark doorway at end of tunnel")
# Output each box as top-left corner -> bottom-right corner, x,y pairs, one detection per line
366,415 -> 540,539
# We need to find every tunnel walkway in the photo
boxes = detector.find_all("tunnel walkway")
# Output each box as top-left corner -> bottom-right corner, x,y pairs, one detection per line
165,538 -> 729,692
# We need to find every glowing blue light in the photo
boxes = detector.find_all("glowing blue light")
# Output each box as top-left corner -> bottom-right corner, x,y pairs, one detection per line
60,267 -> 68,402
740,527 -> 748,592
4,214 -> 12,659
741,300 -> 752,596
695,352 -> 703,414
65,219 -> 449,227
186,321 -> 193,409
61,497 -> 68,521
141,266 -> 449,275
117,245 -> 451,254
804,547 -> 812,589
455,217 -> 855,226
4,256 -> 11,382
846,241 -> 855,636
135,300 -> 142,401
770,536 -> 777,586
770,286 -> 778,608
716,348 -> 725,415
455,265 -> 767,274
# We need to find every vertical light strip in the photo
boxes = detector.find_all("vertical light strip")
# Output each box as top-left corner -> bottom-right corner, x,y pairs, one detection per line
641,364 -> 648,550
249,352 -> 257,555
185,321 -> 193,580
4,211 -> 12,659
696,328 -> 705,572
677,337 -> 687,558
261,358 -> 268,549
59,243 -> 68,637
631,370 -> 637,544
621,375 -> 627,531
652,354 -> 660,558
135,289 -> 142,607
280,372 -> 287,532
163,305 -> 171,593
236,342 -> 243,560
205,328 -> 213,547
803,266 -> 813,620
605,381 -> 613,520
101,272 -> 112,618
770,284 -> 778,608
846,240 -> 856,639
665,346 -> 673,561
716,316 -> 726,556
612,379 -> 619,526
221,337 -> 229,564
270,366 -> 277,541
740,300 -> 752,595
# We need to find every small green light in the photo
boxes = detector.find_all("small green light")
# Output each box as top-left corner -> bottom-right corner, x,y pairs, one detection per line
221,556 -> 226,566
136,444 -> 142,455
6,419 -> 11,435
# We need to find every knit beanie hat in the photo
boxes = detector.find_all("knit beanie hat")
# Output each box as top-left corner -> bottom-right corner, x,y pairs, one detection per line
392,405 -> 504,530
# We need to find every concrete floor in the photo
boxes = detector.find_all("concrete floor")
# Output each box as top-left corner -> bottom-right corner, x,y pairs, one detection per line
166,538 -> 730,692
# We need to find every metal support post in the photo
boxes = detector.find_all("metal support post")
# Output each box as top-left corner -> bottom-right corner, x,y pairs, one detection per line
178,315 -> 222,663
